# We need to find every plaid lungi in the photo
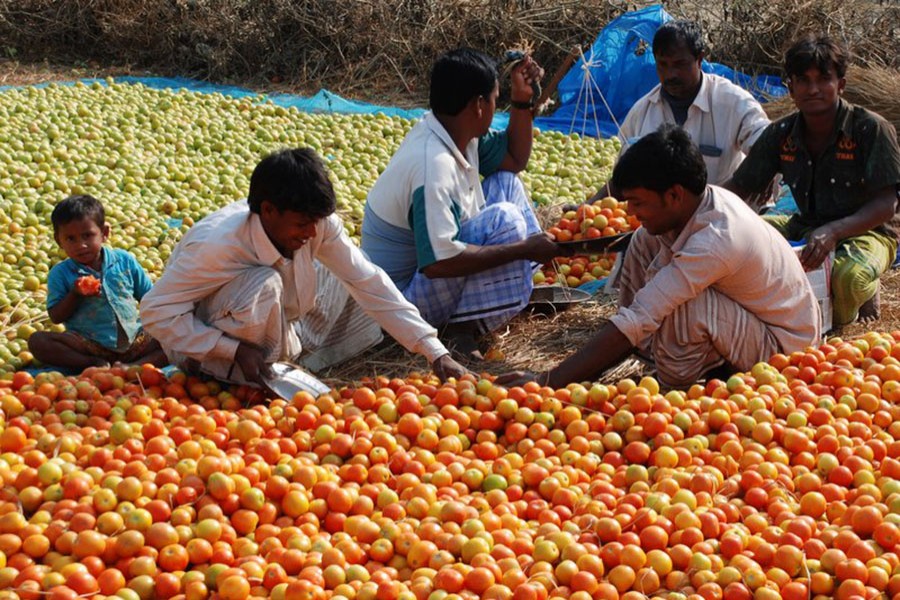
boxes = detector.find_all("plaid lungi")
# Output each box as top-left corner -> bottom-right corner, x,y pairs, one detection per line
403,171 -> 541,332
168,263 -> 382,384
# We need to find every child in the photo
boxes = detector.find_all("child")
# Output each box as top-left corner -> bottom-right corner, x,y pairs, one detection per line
28,195 -> 168,370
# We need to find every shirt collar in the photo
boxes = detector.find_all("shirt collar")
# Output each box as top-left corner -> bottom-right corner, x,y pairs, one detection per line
650,73 -> 709,113
425,112 -> 475,170
70,246 -> 109,276
248,211 -> 284,266
788,98 -> 853,145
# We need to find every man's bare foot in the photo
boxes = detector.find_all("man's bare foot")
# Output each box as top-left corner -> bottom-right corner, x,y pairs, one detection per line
858,287 -> 881,325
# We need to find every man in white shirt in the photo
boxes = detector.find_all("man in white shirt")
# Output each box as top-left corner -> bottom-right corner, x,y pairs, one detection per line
362,48 -> 560,360
502,125 -> 820,388
140,148 -> 467,386
592,20 -> 769,200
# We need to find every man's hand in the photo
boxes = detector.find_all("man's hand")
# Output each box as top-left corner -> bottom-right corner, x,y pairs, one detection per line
800,225 -> 838,270
522,232 -> 566,263
509,55 -> 544,104
494,370 -> 547,388
234,342 -> 272,386
432,354 -> 471,381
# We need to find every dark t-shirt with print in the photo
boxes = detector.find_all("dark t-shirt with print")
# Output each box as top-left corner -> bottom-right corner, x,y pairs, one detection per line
732,99 -> 900,240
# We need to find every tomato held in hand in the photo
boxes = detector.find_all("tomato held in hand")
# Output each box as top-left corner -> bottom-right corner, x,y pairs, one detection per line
75,275 -> 102,296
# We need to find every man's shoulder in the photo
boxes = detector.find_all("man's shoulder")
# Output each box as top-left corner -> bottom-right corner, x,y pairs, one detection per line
847,103 -> 897,138
705,73 -> 757,99
104,247 -> 138,268
753,111 -> 798,143
700,186 -> 771,236
183,202 -> 249,238
48,258 -> 75,277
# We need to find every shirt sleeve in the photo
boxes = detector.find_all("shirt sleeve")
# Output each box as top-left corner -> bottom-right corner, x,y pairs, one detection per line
610,234 -> 732,346
478,130 -> 509,177
314,215 -> 449,363
46,263 -> 70,310
730,122 -> 782,194
734,95 -> 770,155
139,240 -> 242,362
410,175 -> 467,269
859,114 -> 900,193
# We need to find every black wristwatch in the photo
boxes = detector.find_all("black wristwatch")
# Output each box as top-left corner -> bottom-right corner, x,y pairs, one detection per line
510,100 -> 535,110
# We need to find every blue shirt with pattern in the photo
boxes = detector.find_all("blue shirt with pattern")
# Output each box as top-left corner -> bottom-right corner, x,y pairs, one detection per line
46,247 -> 153,350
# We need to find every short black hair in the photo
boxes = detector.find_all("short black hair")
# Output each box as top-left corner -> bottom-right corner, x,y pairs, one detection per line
429,48 -> 498,116
653,20 -> 706,58
611,124 -> 707,195
784,34 -> 848,79
247,148 -> 336,218
51,195 -> 105,234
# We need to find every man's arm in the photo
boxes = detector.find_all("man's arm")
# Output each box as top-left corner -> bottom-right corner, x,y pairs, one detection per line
313,215 -> 468,378
421,232 -> 560,278
545,322 -> 634,387
48,287 -> 86,324
139,242 -> 242,363
735,96 -> 770,155
724,122 -> 782,209
496,321 -> 634,388
497,56 -> 543,173
800,186 -> 898,270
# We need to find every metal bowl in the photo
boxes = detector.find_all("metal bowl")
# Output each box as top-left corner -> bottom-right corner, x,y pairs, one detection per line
263,362 -> 331,399
528,286 -> 593,313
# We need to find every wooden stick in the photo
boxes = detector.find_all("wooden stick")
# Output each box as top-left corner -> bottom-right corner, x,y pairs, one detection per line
536,45 -> 581,114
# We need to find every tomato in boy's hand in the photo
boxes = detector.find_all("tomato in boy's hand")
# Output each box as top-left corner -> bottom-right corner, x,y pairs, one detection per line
74,275 -> 102,296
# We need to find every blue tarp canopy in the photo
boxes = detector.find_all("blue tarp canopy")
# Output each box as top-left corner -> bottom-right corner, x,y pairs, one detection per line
538,4 -> 789,138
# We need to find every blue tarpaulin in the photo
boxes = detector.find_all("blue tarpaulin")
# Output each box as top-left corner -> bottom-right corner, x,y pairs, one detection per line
539,5 -> 789,138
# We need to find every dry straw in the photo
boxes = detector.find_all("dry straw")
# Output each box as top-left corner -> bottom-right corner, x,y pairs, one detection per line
0,1 -> 896,104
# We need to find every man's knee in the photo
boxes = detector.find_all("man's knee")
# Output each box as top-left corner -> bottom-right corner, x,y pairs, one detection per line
831,257 -> 879,324
832,257 -> 878,296
473,202 -> 529,244
484,170 -> 528,201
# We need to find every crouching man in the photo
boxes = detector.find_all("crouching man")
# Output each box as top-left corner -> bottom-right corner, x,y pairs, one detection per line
501,125 -> 820,388
140,148 -> 467,386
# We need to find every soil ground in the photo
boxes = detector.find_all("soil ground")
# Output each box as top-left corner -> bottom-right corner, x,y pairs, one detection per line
3,59 -> 898,386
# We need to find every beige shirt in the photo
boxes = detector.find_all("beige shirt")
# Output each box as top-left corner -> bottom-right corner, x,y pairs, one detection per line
140,201 -> 448,364
611,186 -> 821,351
620,74 -> 770,184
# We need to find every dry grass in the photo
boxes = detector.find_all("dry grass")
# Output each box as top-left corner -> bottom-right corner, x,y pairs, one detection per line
319,289 -> 651,386
0,0 -> 896,105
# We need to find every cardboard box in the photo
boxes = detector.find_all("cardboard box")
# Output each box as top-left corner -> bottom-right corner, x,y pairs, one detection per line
793,246 -> 833,334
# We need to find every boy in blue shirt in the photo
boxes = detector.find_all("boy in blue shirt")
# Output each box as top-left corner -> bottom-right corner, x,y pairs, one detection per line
28,195 -> 167,369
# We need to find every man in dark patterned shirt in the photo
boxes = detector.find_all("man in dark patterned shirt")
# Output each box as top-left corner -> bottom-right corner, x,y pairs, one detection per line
726,34 -> 900,327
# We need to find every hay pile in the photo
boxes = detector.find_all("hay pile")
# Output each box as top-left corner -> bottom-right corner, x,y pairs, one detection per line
0,0 -> 897,104
764,65 -> 900,135
319,291 -> 650,387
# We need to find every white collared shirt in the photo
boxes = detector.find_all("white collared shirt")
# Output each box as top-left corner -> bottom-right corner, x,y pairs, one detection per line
619,74 -> 770,184
610,186 -> 820,351
140,200 -> 448,364
363,112 -> 508,272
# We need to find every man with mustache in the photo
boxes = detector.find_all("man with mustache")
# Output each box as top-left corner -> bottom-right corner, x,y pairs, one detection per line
593,19 -> 769,198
